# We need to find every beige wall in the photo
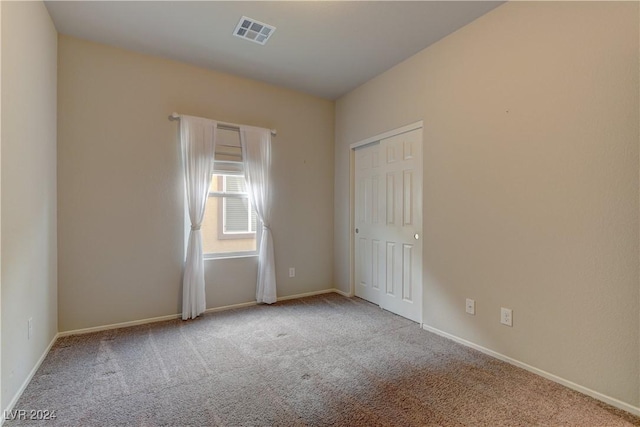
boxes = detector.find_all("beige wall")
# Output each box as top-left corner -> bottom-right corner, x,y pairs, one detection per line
335,2 -> 639,408
57,36 -> 334,331
1,1 -> 58,411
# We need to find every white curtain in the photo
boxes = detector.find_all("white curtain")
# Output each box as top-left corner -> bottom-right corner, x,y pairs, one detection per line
180,115 -> 217,319
240,126 -> 276,304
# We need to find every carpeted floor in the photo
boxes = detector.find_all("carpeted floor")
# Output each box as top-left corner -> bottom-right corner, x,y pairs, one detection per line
5,294 -> 640,426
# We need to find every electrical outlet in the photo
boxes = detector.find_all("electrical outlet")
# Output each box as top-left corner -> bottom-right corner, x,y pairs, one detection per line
500,308 -> 513,327
28,318 -> 33,339
465,298 -> 475,315
289,267 -> 295,278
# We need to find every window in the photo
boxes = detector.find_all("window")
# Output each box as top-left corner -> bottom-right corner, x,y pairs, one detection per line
218,175 -> 257,237
200,129 -> 259,258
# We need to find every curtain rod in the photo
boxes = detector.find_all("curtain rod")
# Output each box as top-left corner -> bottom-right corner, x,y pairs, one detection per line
168,112 -> 277,137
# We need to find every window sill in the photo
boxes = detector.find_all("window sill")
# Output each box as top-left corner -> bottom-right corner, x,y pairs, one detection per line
216,233 -> 256,241
204,253 -> 259,261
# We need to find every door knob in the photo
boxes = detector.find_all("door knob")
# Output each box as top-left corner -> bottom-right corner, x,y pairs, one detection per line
414,233 -> 419,240
356,228 -> 359,234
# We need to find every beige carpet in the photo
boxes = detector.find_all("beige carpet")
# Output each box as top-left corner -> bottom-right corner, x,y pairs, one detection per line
6,294 -> 639,426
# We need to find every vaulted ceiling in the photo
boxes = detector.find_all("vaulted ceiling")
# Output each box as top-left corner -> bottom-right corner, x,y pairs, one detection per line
45,1 -> 504,100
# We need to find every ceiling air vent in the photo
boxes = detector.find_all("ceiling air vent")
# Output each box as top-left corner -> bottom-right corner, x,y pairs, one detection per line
233,16 -> 276,45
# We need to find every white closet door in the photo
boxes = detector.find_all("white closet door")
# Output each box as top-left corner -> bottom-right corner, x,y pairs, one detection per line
354,142 -> 383,305
354,128 -> 422,323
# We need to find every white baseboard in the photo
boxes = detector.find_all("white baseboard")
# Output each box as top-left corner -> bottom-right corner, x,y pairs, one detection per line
204,300 -> 257,313
421,324 -> 640,417
277,288 -> 336,301
57,313 -> 181,337
332,288 -> 352,297
1,334 -> 58,427
206,289 -> 343,311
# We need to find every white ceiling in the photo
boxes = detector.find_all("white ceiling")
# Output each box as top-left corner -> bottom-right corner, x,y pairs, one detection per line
45,1 -> 504,100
